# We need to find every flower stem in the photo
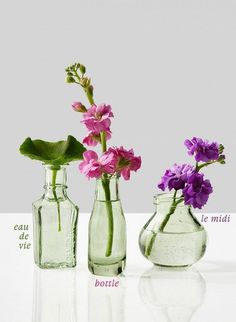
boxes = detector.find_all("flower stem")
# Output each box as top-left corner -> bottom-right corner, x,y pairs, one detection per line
52,168 -> 61,232
196,160 -> 217,171
145,191 -> 183,257
85,88 -> 94,105
102,175 -> 114,257
100,132 -> 107,153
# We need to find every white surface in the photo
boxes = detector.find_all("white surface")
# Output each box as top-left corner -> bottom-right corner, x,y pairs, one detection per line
0,213 -> 236,321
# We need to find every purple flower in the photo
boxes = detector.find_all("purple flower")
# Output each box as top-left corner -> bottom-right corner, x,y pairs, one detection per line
183,172 -> 213,209
184,137 -> 220,162
158,164 -> 194,191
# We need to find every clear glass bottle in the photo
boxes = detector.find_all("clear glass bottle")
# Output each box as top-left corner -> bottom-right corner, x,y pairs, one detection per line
88,175 -> 126,276
32,165 -> 79,269
139,193 -> 207,267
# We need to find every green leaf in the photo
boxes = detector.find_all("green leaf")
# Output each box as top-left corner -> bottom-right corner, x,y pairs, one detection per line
19,135 -> 86,166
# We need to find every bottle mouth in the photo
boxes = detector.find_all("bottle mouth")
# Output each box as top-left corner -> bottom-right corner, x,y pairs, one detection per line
97,173 -> 120,181
43,163 -> 69,170
154,192 -> 184,204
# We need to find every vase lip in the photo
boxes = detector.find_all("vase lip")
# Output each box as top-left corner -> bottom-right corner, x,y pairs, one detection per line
154,192 -> 184,204
43,163 -> 69,169
97,173 -> 120,181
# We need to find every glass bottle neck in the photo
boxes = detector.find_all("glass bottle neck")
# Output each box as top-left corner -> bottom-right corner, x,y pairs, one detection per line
44,165 -> 67,197
154,193 -> 190,215
95,175 -> 120,201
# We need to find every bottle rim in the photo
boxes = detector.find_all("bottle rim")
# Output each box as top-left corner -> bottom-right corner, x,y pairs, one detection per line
154,192 -> 185,204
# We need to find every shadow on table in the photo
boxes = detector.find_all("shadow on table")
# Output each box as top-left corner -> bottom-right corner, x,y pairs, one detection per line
88,275 -> 126,322
32,268 -> 77,322
138,266 -> 206,322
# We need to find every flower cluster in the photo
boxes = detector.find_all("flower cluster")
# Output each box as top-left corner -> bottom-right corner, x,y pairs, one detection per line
79,147 -> 141,180
81,104 -> 113,147
158,137 -> 225,209
184,137 -> 220,162
67,62 -> 141,181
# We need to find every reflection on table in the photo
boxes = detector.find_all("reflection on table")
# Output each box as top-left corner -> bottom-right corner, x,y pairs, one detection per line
88,275 -> 126,322
33,268 -> 77,322
139,266 -> 206,322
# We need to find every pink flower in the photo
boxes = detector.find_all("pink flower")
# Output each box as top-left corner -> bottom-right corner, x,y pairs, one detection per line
83,130 -> 112,147
104,146 -> 142,180
79,147 -> 141,180
72,102 -> 87,113
79,149 -> 116,179
79,151 -> 102,179
81,104 -> 113,133
100,150 -> 118,174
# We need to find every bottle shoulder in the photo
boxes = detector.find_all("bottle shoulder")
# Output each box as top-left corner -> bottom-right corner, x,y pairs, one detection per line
32,194 -> 78,210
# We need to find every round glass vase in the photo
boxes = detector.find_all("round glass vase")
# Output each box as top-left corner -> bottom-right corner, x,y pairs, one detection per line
139,193 -> 207,267
32,164 -> 79,269
88,174 -> 126,276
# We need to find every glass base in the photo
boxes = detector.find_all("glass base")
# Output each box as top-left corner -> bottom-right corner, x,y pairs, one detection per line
88,259 -> 126,276
154,263 -> 192,268
36,262 -> 76,269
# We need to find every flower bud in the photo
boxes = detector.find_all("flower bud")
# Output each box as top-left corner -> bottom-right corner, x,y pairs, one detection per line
80,64 -> 86,74
72,102 -> 87,113
218,154 -> 226,164
66,76 -> 75,83
218,144 -> 224,154
80,77 -> 88,87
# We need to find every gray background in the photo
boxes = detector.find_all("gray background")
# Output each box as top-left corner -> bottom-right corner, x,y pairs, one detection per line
0,0 -> 235,213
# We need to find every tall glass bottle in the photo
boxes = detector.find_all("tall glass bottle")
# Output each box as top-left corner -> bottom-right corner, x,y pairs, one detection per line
32,165 -> 79,269
88,175 -> 126,276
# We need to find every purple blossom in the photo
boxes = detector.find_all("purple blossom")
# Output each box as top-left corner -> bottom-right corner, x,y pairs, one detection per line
184,137 -> 220,162
158,164 -> 194,191
183,172 -> 213,209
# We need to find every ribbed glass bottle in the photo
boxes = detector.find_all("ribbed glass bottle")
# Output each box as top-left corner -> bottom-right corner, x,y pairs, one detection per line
32,165 -> 79,269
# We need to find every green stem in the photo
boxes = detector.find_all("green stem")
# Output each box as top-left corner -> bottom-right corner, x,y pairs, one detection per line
145,191 -> 184,257
85,88 -> 94,105
100,132 -> 107,152
73,70 -> 95,106
196,160 -> 217,171
52,169 -> 61,232
102,175 -> 114,257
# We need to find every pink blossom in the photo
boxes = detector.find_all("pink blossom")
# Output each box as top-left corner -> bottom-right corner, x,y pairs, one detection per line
104,146 -> 142,180
79,151 -> 102,179
79,149 -> 116,179
79,147 -> 141,180
81,104 -> 113,133
83,130 -> 112,147
100,150 -> 118,174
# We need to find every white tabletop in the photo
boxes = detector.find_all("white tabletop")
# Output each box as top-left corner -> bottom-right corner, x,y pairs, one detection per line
0,213 -> 235,322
